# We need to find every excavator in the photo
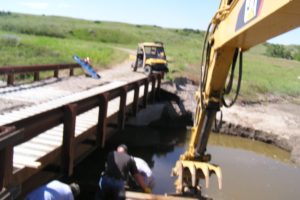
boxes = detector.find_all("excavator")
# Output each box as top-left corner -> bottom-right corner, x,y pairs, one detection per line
172,0 -> 300,196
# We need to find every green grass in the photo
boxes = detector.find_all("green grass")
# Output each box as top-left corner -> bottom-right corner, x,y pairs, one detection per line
0,12 -> 300,101
241,53 -> 300,98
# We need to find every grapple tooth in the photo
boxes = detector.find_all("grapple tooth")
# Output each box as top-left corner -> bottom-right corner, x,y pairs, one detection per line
194,162 -> 209,188
208,165 -> 222,189
177,163 -> 184,193
191,165 -> 197,187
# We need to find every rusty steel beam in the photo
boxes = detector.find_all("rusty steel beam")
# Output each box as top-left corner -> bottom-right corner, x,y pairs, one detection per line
0,73 -> 162,193
0,63 -> 80,74
7,74 -> 14,86
118,86 -> 128,131
33,72 -> 40,82
97,93 -> 109,147
54,70 -> 59,78
150,75 -> 156,103
156,73 -> 162,100
0,146 -> 13,190
76,95 -> 100,115
0,127 -> 21,190
132,81 -> 141,116
11,108 -> 64,146
62,104 -> 77,176
142,78 -> 149,108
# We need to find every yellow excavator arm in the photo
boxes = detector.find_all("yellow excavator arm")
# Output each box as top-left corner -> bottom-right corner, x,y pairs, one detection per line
173,0 -> 300,194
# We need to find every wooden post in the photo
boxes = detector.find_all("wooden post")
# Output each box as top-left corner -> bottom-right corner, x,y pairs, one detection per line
118,86 -> 127,130
97,93 -> 108,148
62,104 -> 77,176
54,70 -> 59,78
7,74 -> 14,86
0,147 -> 13,190
34,72 -> 40,81
132,82 -> 140,116
142,79 -> 149,108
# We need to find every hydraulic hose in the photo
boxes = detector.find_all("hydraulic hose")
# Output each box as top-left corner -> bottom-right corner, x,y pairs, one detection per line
222,49 -> 243,108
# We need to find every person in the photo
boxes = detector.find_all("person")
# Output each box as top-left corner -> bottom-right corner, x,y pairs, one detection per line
97,144 -> 151,200
83,57 -> 91,65
24,180 -> 80,200
132,157 -> 155,189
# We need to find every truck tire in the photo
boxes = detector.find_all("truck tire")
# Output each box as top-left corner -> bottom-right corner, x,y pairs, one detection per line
144,65 -> 152,76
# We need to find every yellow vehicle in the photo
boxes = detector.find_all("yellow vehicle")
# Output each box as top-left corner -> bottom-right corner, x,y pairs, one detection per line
132,42 -> 169,75
172,0 -> 300,195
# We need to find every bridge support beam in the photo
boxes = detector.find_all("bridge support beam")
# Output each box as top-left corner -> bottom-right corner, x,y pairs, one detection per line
142,79 -> 149,108
132,82 -> 141,116
62,104 -> 77,176
118,86 -> 128,131
97,93 -> 109,148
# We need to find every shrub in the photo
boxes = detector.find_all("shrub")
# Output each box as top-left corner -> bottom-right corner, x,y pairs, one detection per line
0,34 -> 21,47
265,43 -> 293,60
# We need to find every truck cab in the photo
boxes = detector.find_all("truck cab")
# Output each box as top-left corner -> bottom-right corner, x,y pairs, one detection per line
132,42 -> 169,75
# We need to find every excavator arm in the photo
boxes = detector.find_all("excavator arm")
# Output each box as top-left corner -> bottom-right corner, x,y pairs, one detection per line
173,0 -> 300,194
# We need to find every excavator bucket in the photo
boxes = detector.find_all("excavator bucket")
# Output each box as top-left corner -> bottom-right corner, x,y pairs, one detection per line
172,160 -> 222,194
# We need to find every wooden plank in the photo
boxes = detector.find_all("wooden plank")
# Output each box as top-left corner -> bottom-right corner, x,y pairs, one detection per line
14,146 -> 47,157
125,191 -> 198,200
14,159 -> 41,169
20,142 -> 55,152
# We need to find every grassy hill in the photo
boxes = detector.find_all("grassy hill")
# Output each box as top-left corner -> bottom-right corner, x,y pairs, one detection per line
0,12 -> 300,101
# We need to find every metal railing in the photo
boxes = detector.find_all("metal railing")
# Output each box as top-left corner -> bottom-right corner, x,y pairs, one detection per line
0,73 -> 162,199
0,63 -> 81,86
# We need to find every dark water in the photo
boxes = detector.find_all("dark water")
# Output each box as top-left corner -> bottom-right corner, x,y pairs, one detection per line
72,127 -> 300,200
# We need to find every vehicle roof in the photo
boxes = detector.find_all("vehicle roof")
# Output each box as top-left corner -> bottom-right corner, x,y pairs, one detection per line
138,42 -> 164,48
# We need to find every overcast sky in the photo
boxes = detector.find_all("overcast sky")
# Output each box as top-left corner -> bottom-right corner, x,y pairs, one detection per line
0,0 -> 299,45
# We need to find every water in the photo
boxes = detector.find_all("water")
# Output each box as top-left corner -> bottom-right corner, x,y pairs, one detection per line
72,127 -> 300,200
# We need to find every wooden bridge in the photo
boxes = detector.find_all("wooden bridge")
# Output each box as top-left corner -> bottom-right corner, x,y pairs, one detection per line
0,63 -> 164,199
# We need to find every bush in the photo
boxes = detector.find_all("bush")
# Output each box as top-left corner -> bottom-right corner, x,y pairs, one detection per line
265,43 -> 293,60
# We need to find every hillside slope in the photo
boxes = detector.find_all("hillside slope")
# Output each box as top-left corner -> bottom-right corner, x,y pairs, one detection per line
0,12 -> 300,101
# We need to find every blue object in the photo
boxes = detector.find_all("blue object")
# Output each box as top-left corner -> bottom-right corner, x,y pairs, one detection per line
73,55 -> 101,79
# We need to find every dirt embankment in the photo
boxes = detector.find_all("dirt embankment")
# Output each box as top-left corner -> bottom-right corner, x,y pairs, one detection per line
159,77 -> 300,166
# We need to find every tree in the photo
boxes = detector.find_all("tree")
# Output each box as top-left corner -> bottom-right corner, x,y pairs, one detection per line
265,44 -> 293,60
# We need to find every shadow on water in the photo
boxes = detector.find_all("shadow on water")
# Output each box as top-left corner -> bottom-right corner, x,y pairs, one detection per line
70,127 -> 300,200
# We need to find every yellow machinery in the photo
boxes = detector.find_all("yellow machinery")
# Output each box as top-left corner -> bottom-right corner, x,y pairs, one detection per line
172,0 -> 300,195
132,42 -> 169,75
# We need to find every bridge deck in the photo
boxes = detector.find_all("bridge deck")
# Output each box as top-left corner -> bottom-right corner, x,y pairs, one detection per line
0,73 -> 162,200
11,81 -> 149,171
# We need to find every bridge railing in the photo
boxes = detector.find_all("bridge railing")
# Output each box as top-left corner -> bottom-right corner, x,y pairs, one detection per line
0,73 -> 161,198
0,63 -> 81,86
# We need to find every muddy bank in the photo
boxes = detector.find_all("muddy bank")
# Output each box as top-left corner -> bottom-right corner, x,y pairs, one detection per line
134,77 -> 300,166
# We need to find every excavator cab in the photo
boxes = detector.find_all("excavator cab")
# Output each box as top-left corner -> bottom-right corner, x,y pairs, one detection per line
132,42 -> 169,75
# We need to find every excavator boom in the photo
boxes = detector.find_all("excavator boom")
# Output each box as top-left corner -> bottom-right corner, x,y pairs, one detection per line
173,0 -> 300,194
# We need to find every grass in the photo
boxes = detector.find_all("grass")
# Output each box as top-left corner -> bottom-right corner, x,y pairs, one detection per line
242,54 -> 300,98
0,12 -> 300,101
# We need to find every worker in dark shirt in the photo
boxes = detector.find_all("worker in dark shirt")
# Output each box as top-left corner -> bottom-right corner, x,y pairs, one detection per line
98,144 -> 151,200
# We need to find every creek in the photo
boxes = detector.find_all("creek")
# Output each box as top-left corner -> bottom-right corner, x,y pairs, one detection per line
72,127 -> 300,200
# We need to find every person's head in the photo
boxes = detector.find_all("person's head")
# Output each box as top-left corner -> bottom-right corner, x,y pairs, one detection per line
117,144 -> 128,153
69,182 -> 80,197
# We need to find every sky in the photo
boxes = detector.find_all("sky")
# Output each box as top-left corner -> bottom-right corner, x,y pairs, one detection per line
0,0 -> 299,45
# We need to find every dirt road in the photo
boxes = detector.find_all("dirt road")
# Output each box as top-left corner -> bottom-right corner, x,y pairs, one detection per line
0,59 -> 146,114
